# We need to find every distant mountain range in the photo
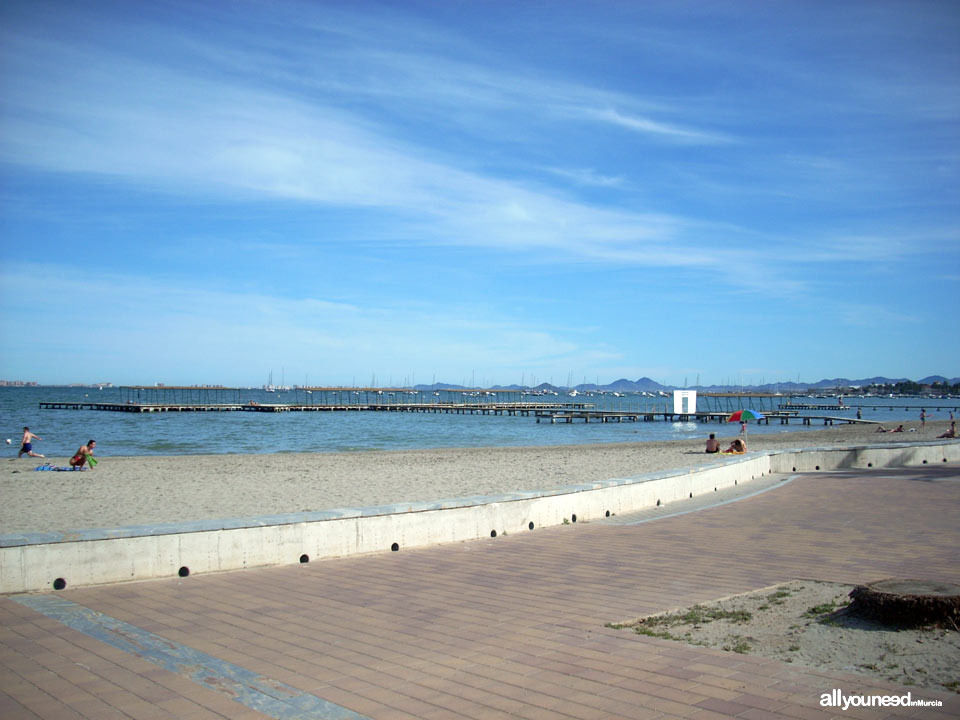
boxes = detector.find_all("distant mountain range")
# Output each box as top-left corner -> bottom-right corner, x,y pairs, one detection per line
415,375 -> 959,393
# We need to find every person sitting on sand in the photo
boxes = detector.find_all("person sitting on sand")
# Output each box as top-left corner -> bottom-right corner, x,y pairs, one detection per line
18,427 -> 44,458
69,440 -> 96,468
705,433 -> 720,453
938,422 -> 956,439
724,438 -> 746,454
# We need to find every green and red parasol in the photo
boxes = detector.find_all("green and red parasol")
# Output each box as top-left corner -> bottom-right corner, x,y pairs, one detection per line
727,409 -> 764,440
727,409 -> 765,423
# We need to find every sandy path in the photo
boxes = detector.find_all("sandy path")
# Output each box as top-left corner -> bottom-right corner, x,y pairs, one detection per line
1,421 -> 955,534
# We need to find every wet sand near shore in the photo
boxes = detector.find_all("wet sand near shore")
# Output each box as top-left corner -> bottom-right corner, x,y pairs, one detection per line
2,421 -> 956,535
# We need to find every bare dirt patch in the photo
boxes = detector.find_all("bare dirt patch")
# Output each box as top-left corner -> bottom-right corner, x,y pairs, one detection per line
610,580 -> 960,694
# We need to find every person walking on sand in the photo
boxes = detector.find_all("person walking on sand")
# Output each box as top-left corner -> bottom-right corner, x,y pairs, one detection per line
69,440 -> 96,468
18,427 -> 44,458
920,409 -> 926,428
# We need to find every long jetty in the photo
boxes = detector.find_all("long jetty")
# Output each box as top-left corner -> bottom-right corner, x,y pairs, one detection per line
38,400 -> 575,416
533,409 -> 881,426
36,387 -> 907,426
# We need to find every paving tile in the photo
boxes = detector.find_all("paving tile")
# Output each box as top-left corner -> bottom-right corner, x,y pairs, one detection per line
695,695 -> 758,715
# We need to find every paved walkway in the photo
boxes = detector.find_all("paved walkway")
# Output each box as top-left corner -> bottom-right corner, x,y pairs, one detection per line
2,466 -> 958,719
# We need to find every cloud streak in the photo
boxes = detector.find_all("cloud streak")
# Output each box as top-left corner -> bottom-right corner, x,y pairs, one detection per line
585,108 -> 734,145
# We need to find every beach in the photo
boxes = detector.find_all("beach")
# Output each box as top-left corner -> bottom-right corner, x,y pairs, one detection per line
2,421 -> 954,535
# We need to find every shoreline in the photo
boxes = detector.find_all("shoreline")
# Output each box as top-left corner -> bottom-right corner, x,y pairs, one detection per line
2,421 -> 956,535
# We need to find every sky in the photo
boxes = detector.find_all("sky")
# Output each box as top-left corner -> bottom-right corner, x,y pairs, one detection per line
1,0 -> 958,388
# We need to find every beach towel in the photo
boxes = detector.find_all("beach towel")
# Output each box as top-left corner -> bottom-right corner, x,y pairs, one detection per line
35,464 -> 86,471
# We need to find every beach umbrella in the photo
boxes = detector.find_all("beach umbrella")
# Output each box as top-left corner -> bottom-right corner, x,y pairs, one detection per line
727,409 -> 765,440
727,409 -> 765,423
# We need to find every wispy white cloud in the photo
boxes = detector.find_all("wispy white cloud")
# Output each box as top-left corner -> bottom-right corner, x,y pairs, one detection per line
583,108 -> 734,145
542,167 -> 624,188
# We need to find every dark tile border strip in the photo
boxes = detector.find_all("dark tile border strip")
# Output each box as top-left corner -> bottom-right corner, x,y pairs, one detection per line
12,594 -> 371,720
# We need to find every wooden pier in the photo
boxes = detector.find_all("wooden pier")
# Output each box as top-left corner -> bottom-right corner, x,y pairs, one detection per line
39,385 -> 931,428
534,409 -> 881,426
37,401 -> 583,416
782,402 -> 959,412
40,400 -> 886,427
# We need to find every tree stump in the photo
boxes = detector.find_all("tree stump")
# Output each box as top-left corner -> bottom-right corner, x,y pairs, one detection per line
848,579 -> 960,627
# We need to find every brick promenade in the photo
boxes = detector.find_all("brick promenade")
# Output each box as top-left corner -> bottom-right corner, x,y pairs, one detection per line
2,466 -> 958,719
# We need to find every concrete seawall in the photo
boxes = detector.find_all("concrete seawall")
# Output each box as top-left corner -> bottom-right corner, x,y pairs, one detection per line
2,440 -> 958,594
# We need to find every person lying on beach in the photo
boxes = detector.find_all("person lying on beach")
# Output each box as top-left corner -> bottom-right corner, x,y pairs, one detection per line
723,438 -> 746,454
69,440 -> 96,468
18,427 -> 44,458
891,425 -> 904,433
874,425 -> 887,433
938,422 -> 956,439
705,434 -> 720,453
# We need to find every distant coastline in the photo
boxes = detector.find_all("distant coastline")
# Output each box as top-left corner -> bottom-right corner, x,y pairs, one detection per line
2,374 -> 959,395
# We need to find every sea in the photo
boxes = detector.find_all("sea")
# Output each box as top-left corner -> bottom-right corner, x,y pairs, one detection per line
1,386 -> 954,458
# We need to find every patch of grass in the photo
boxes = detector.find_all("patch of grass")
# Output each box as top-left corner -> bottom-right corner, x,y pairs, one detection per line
804,601 -> 838,617
757,604 -> 770,611
634,626 -> 680,641
723,636 -> 751,654
804,597 -> 852,625
766,588 -> 792,605
942,680 -> 959,692
643,605 -> 752,628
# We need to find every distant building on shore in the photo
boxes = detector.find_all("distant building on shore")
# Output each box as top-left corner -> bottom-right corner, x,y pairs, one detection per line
0,380 -> 38,387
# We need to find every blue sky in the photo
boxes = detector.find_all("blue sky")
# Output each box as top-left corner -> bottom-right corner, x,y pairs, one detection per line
1,0 -> 957,388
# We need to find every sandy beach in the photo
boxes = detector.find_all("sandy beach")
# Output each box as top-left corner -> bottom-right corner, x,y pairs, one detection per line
2,421 -> 956,535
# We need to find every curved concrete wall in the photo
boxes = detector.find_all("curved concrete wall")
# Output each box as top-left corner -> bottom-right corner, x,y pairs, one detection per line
2,440 -> 957,594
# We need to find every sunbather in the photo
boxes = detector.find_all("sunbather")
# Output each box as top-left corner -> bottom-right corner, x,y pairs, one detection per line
69,440 -> 96,468
724,438 -> 746,454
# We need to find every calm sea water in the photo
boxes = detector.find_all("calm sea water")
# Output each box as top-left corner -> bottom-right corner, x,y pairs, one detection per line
0,386 -> 952,458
